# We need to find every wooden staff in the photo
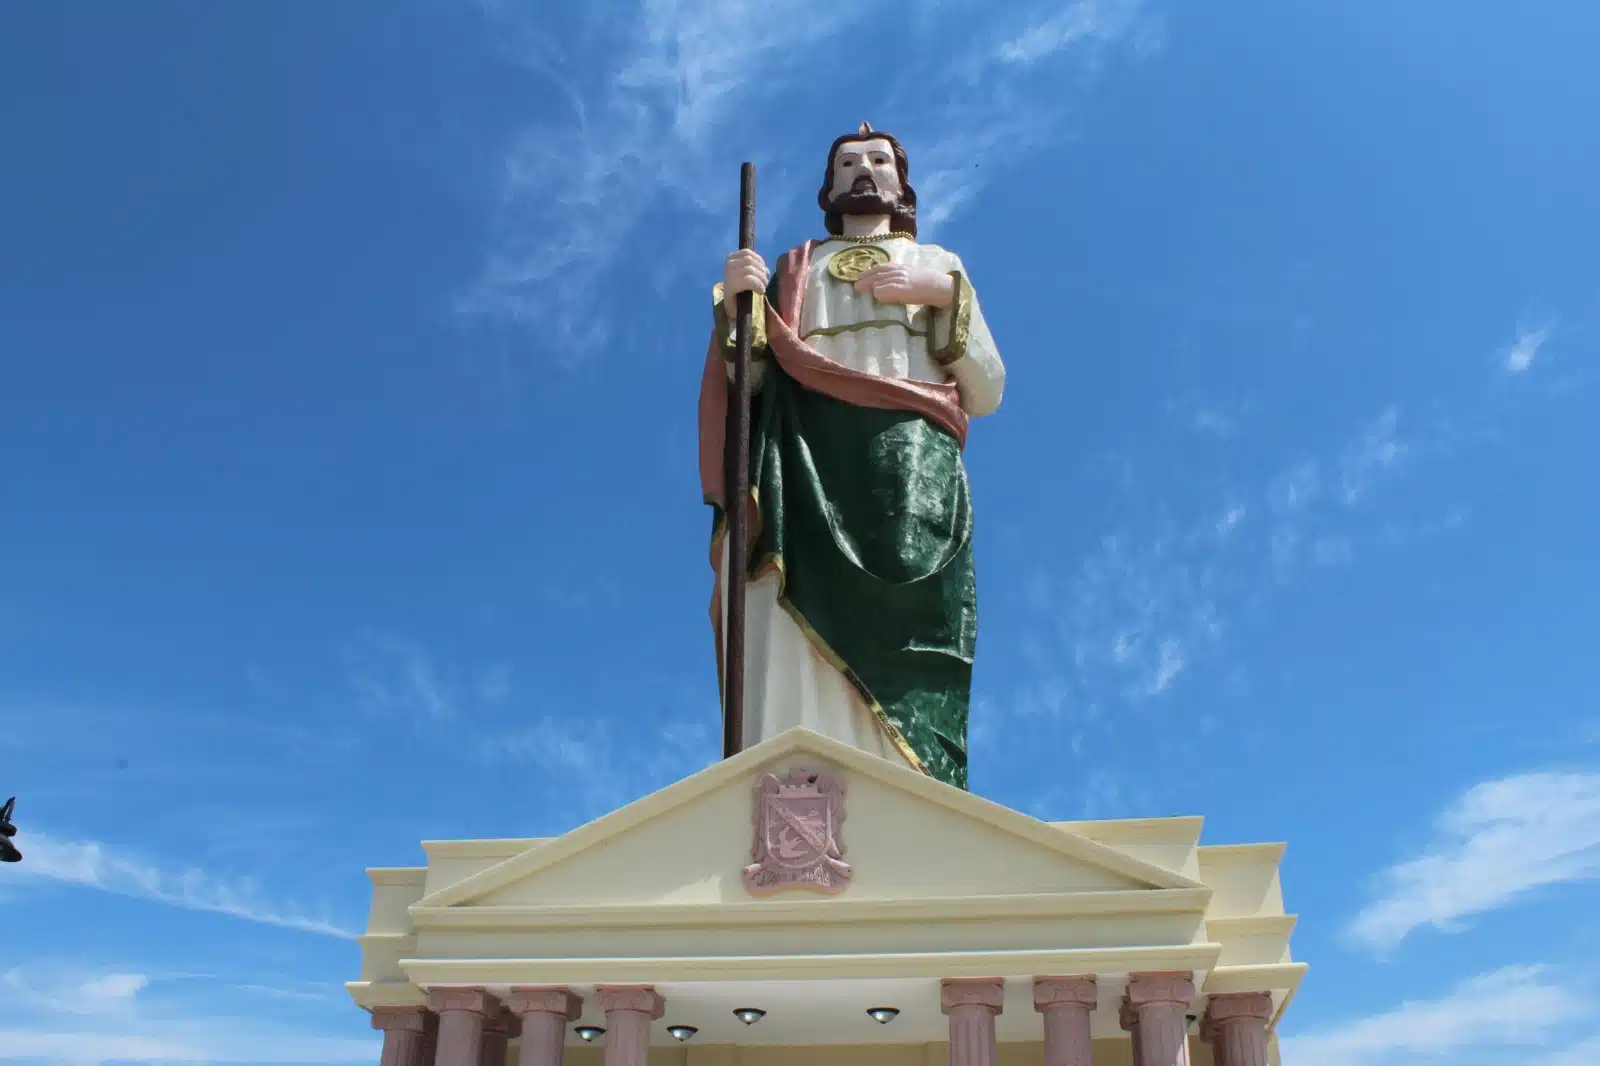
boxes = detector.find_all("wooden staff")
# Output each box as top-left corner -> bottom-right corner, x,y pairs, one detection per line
723,162 -> 757,760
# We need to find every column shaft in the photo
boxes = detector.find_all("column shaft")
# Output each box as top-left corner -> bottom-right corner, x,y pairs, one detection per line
941,978 -> 1005,1066
1124,973 -> 1195,1066
1034,976 -> 1096,1066
373,1007 -> 434,1066
1135,1002 -> 1189,1066
1201,992 -> 1273,1066
596,986 -> 665,1066
509,987 -> 585,1066
482,1009 -> 518,1066
428,990 -> 501,1066
1119,1000 -> 1143,1066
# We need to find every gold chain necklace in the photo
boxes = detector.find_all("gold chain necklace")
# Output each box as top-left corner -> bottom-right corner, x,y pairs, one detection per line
827,231 -> 914,244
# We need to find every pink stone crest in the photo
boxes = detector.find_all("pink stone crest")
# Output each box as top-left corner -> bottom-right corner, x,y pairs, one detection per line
741,767 -> 852,895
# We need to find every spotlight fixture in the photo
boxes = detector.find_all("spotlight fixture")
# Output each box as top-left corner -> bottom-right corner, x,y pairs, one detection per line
667,1026 -> 699,1042
733,1008 -> 767,1025
866,1007 -> 900,1025
574,1027 -> 606,1043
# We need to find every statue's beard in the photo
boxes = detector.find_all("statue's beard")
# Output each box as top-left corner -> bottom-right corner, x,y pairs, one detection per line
821,171 -> 918,237
830,177 -> 901,219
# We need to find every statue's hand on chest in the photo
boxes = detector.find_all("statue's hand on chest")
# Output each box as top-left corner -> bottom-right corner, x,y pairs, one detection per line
853,264 -> 954,310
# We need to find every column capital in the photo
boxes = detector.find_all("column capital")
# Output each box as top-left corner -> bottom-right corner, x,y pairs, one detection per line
485,1007 -> 522,1038
1036,977 -> 1095,1066
508,987 -> 585,1020
1125,972 -> 1195,1010
596,985 -> 666,1019
1200,991 -> 1274,1041
1033,976 -> 1097,1012
372,1005 -> 431,1033
941,978 -> 1005,1014
428,988 -> 502,1016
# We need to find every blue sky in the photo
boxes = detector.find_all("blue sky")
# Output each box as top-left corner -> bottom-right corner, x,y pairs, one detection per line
2,0 -> 1597,1062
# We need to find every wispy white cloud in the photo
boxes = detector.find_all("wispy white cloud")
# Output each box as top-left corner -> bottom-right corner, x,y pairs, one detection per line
2,966 -> 149,1021
1339,406 -> 1407,504
482,706 -> 717,825
1003,398 -> 1453,813
1281,965 -> 1595,1066
460,0 -> 1154,359
1502,321 -> 1553,375
995,0 -> 1136,66
475,662 -> 514,708
1534,1036 -> 1600,1066
1311,534 -> 1353,567
0,963 -> 377,1065
1165,392 -> 1250,437
1043,528 -> 1226,706
344,628 -> 517,731
459,0 -> 868,356
911,1 -> 1153,239
11,832 -> 355,938
1268,459 -> 1322,520
1349,770 -> 1600,951
1143,638 -> 1186,695
336,626 -> 714,827
226,982 -> 343,1006
345,629 -> 456,724
1214,503 -> 1247,537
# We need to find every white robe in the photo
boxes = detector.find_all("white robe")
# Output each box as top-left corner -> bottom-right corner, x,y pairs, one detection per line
719,237 -> 1006,770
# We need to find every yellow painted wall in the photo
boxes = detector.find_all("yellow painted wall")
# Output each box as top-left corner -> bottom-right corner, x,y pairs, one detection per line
478,762 -> 1145,910
412,912 -> 1207,962
1195,847 -> 1285,919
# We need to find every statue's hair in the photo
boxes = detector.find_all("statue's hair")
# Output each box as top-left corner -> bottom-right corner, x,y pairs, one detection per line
817,125 -> 918,238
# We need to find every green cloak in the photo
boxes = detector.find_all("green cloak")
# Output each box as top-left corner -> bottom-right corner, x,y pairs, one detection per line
709,257 -> 978,790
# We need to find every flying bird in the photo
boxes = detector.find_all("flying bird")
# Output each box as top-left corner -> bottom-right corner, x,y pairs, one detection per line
0,797 -> 21,863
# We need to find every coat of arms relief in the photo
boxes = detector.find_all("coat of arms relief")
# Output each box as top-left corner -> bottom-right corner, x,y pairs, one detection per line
741,767 -> 853,895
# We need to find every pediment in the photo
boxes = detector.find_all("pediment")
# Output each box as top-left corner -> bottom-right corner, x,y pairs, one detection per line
417,728 -> 1199,912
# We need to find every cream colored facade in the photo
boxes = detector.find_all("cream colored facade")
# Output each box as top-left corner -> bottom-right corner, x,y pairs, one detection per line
348,728 -> 1302,1066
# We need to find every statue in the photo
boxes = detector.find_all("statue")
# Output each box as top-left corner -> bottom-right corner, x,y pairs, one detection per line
698,124 -> 1005,790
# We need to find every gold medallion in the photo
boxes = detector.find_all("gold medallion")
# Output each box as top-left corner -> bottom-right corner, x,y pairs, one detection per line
826,245 -> 891,284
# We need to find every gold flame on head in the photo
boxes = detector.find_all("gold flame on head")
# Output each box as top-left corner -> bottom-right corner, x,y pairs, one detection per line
858,121 -> 874,135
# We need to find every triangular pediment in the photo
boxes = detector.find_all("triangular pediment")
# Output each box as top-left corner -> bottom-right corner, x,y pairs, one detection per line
417,728 -> 1200,911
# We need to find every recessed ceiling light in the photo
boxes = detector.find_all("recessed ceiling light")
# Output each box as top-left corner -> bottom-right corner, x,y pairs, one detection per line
733,1008 -> 767,1025
574,1026 -> 605,1043
867,1007 -> 900,1024
667,1026 -> 699,1042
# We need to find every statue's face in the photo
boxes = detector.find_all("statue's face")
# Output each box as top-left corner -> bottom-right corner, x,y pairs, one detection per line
827,137 -> 903,212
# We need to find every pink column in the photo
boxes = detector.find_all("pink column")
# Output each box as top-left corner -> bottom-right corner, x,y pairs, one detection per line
595,986 -> 665,1066
508,988 -> 584,1066
482,1008 -> 520,1066
1200,993 -> 1273,1066
428,989 -> 502,1066
1033,976 -> 1097,1066
941,978 -> 1005,1066
373,1006 -> 434,1066
1122,973 -> 1195,1066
